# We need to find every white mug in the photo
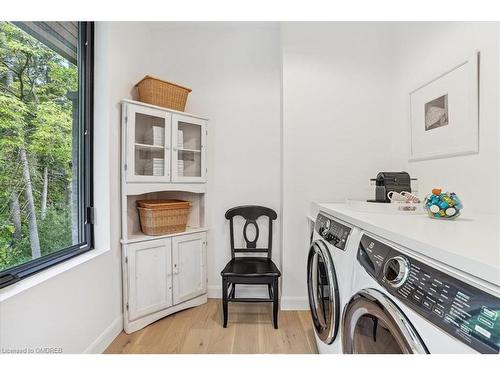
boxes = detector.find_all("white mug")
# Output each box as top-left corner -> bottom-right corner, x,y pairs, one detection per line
387,191 -> 407,202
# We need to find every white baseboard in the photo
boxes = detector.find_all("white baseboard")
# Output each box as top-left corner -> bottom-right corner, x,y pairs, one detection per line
207,284 -> 271,299
84,314 -> 123,354
207,284 -> 220,298
281,296 -> 309,311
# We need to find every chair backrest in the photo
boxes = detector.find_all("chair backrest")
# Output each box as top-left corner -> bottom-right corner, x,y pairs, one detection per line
225,205 -> 277,259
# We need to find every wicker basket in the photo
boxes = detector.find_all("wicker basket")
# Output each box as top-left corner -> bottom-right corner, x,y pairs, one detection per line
137,199 -> 191,235
135,75 -> 192,111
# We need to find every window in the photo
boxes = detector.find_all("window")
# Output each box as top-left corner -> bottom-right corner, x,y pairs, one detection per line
0,22 -> 94,288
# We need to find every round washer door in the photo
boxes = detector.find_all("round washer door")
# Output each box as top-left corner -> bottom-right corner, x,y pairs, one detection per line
307,239 -> 340,344
342,289 -> 428,354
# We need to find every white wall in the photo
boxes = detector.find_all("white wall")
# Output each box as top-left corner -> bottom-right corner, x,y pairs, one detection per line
389,22 -> 499,214
280,23 -> 393,309
0,22 -> 153,353
147,23 -> 282,297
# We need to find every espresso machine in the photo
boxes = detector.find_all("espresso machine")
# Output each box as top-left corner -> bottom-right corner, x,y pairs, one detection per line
368,172 -> 416,203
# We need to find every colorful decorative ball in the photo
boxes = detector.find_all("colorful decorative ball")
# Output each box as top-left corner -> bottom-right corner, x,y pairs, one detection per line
423,189 -> 462,220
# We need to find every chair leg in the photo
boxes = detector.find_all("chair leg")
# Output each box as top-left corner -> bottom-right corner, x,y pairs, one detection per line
222,277 -> 229,328
272,278 -> 279,329
267,284 -> 272,299
230,283 -> 236,299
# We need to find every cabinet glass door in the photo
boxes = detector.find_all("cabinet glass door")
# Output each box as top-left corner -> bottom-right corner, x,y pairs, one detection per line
172,114 -> 206,183
126,104 -> 171,182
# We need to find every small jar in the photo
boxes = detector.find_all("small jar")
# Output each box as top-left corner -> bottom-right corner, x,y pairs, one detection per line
423,189 -> 462,220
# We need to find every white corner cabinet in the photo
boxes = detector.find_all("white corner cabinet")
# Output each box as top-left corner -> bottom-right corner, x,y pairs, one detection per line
120,99 -> 209,334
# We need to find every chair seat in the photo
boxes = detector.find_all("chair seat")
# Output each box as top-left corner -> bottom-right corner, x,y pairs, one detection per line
221,257 -> 281,277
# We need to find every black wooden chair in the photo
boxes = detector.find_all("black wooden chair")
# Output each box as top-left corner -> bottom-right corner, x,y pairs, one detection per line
221,205 -> 281,329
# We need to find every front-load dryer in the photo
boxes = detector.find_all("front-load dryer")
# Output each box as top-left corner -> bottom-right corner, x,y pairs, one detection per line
343,232 -> 500,354
307,212 -> 361,354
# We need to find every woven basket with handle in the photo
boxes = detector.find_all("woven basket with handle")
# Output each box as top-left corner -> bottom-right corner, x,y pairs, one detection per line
137,199 -> 191,235
135,75 -> 192,111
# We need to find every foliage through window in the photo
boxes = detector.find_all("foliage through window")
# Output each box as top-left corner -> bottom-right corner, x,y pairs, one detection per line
0,22 -> 93,287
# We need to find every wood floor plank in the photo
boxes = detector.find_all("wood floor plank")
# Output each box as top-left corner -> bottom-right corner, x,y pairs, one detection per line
133,311 -> 176,350
159,306 -> 199,353
105,299 -> 317,354
233,322 -> 262,354
276,310 -> 312,354
298,310 -> 318,354
180,328 -> 212,353
104,327 -> 145,354
258,315 -> 286,353
206,302 -> 236,354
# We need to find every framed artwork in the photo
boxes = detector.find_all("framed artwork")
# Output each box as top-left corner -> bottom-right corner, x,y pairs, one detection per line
409,52 -> 479,161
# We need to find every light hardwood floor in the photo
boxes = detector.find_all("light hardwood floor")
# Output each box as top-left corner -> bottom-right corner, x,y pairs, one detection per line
105,299 -> 318,354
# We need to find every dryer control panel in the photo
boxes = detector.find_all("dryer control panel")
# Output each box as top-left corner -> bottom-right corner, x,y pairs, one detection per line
315,213 -> 351,250
358,234 -> 500,354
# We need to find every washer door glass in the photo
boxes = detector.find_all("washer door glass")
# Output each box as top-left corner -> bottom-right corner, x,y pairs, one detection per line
342,289 -> 428,354
307,240 -> 340,344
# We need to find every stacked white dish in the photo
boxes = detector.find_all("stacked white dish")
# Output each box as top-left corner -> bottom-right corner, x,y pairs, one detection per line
152,125 -> 164,146
177,130 -> 184,148
177,129 -> 185,176
177,159 -> 184,176
144,158 -> 164,176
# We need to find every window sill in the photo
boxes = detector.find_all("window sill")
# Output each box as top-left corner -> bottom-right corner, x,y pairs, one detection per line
0,247 -> 110,302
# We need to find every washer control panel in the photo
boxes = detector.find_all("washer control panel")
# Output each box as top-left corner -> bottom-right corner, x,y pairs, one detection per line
315,214 -> 352,250
358,234 -> 500,354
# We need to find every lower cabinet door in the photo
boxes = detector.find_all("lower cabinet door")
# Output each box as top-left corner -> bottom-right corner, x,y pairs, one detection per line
172,232 -> 207,305
127,238 -> 173,321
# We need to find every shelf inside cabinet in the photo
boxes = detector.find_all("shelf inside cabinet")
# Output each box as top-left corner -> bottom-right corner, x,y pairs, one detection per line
124,190 -> 205,242
177,148 -> 201,153
135,143 -> 165,150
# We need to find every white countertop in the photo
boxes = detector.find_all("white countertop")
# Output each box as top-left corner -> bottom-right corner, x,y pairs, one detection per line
314,202 -> 500,288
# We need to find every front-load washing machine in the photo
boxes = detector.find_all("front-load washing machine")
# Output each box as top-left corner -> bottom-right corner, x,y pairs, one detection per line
307,212 -> 361,353
343,232 -> 500,354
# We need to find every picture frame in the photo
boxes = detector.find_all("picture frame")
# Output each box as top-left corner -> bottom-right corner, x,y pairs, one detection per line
409,52 -> 479,162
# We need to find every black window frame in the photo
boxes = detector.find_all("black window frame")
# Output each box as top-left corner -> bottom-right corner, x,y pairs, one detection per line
0,21 -> 94,289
